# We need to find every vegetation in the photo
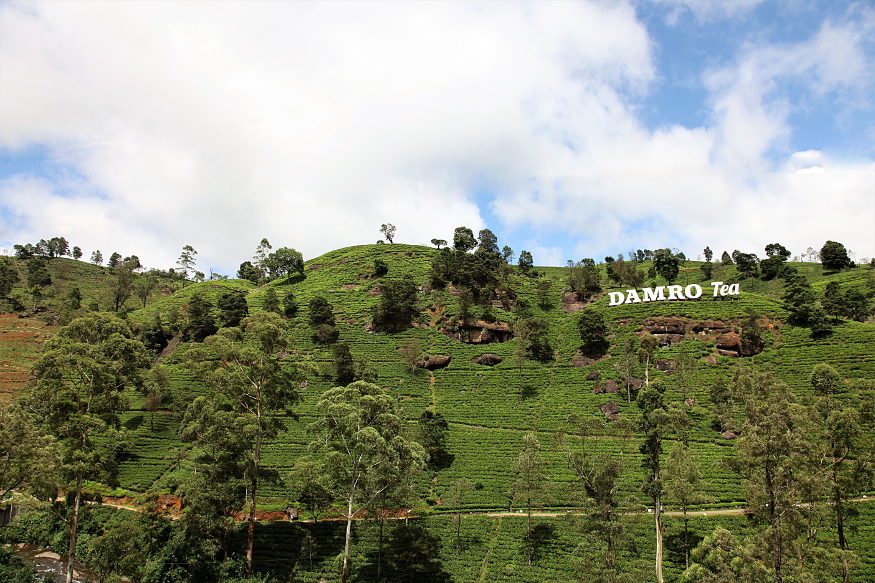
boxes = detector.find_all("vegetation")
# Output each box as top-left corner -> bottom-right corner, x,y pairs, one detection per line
0,234 -> 873,582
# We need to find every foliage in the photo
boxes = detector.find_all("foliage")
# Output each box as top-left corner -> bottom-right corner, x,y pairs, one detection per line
821,240 -> 852,271
567,258 -> 601,300
577,308 -> 609,355
380,223 -> 396,244
282,290 -> 298,317
518,250 -> 533,275
262,287 -> 280,314
453,226 -> 477,253
511,432 -> 552,566
217,291 -> 249,327
177,245 -> 198,287
373,275 -> 419,328
654,249 -> 681,285
332,341 -> 355,385
265,247 -> 304,282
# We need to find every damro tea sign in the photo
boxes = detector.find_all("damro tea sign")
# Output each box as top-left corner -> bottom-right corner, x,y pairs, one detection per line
608,281 -> 740,307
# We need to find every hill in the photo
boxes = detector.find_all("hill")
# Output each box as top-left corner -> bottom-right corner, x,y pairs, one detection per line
2,244 -> 874,582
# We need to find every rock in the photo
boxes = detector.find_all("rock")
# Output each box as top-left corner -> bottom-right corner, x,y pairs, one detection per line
472,354 -> 503,366
562,291 -> 588,314
605,380 -> 619,393
716,333 -> 742,357
572,351 -> 611,368
692,320 -> 726,333
721,431 -> 737,440
708,355 -> 718,365
416,355 -> 451,370
656,359 -> 676,375
655,333 -> 683,347
643,317 -> 685,334
600,401 -> 620,421
685,398 -> 697,407
593,379 -> 602,394
587,370 -> 602,381
441,322 -> 513,344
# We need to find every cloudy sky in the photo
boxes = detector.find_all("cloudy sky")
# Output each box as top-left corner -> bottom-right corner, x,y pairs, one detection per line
1,0 -> 873,274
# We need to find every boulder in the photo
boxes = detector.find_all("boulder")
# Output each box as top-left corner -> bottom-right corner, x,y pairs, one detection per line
655,333 -> 683,347
593,379 -> 602,394
655,359 -> 676,375
716,333 -> 742,357
416,355 -> 451,370
600,401 -> 620,421
562,291 -> 589,314
692,320 -> 726,333
472,354 -> 503,366
721,431 -> 737,440
587,370 -> 602,381
605,380 -> 619,393
708,355 -> 718,366
643,317 -> 685,334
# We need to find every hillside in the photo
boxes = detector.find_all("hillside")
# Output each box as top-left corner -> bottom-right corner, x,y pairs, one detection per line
2,244 -> 875,582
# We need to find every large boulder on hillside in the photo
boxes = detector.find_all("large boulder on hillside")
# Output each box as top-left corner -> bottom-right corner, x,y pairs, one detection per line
656,359 -> 676,375
472,354 -> 503,366
655,334 -> 683,347
600,401 -> 620,421
605,380 -> 619,393
716,333 -> 742,357
587,370 -> 602,381
692,320 -> 726,333
416,355 -> 451,370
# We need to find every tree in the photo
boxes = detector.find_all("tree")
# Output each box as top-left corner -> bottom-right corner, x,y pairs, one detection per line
90,250 -> 103,266
822,281 -> 844,322
637,380 -> 687,583
237,260 -> 260,283
639,332 -> 659,386
416,410 -> 449,466
477,229 -> 499,255
282,291 -> 298,317
308,295 -> 335,328
307,381 -> 426,583
653,248 -> 680,284
443,477 -> 472,558
398,336 -> 422,373
0,402 -> 59,502
616,336 -> 639,403
108,256 -> 140,311
703,246 -> 713,262
453,226 -> 477,253
732,250 -> 760,278
184,312 -> 303,577
728,366 -> 820,583
567,258 -> 601,300
511,432 -> 552,566
290,457 -> 334,523
332,342 -> 355,385
142,365 -> 171,432
556,415 -> 635,582
71,246 -> 82,260
0,258 -> 19,300
185,293 -> 217,340
176,245 -> 197,287
27,257 -> 52,289
673,341 -> 699,403
253,238 -> 272,281
518,250 -> 533,275
810,364 -> 874,583
385,524 -> 443,583
265,247 -> 304,282
501,245 -> 515,265
29,313 -> 148,583
682,527 -> 770,583
664,442 -> 711,570
217,291 -> 249,327
262,287 -> 280,314
761,243 -> 791,280
134,272 -> 157,308
373,275 -> 419,328
577,308 -> 608,355
430,238 -> 447,249
373,257 -> 389,277
821,241 -> 852,271
380,223 -> 396,244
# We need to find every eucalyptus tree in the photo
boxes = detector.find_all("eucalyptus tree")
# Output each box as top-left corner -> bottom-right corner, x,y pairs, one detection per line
29,313 -> 148,583
176,245 -> 197,287
443,477 -> 472,559
673,341 -> 699,403
183,311 -> 304,577
307,380 -> 427,583
511,432 -> 552,566
664,442 -> 711,570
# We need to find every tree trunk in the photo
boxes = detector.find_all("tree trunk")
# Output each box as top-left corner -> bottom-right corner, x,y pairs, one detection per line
378,513 -> 384,577
456,511 -> 462,559
834,475 -> 848,583
683,504 -> 690,570
655,494 -> 664,583
526,501 -> 532,566
765,458 -> 783,583
342,495 -> 354,583
246,429 -> 263,578
66,476 -> 82,583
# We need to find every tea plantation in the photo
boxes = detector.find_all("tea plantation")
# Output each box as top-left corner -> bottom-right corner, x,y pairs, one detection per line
2,243 -> 874,582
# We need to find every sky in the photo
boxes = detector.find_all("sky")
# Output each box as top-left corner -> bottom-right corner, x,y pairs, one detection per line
1,0 -> 873,275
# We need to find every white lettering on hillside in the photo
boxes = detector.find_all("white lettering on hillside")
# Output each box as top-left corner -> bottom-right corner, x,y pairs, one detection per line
608,281 -> 738,306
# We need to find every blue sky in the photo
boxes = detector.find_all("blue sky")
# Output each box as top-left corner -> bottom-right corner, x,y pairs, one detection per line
1,0 -> 873,274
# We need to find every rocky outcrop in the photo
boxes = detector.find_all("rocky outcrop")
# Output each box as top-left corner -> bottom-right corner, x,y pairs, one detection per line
472,354 -> 503,366
562,291 -> 588,314
416,355 -> 451,370
655,359 -> 676,375
605,380 -> 619,393
600,401 -> 620,421
441,322 -> 513,344
572,351 -> 611,368
587,370 -> 602,381
691,320 -> 726,333
643,317 -> 685,334
716,333 -> 763,357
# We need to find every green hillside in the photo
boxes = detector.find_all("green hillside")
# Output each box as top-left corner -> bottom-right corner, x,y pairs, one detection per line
2,244 -> 875,582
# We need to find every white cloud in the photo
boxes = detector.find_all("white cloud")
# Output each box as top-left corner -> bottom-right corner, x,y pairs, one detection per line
0,1 -> 872,272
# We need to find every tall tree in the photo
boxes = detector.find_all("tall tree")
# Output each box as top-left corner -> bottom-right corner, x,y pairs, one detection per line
664,442 -> 711,570
443,478 -> 472,559
307,381 -> 426,583
0,402 -> 59,502
253,238 -> 272,281
183,311 -> 303,577
265,247 -> 304,282
637,380 -> 686,583
820,240 -> 852,271
728,366 -> 819,583
511,432 -> 552,566
380,223 -> 396,244
453,226 -> 477,253
517,250 -> 533,275
810,364 -> 874,583
639,332 -> 659,386
29,313 -> 148,583
577,308 -> 609,354
90,250 -> 103,266
176,245 -> 197,288
703,246 -> 713,262
477,229 -> 499,255
653,248 -> 681,284
430,238 -> 447,249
